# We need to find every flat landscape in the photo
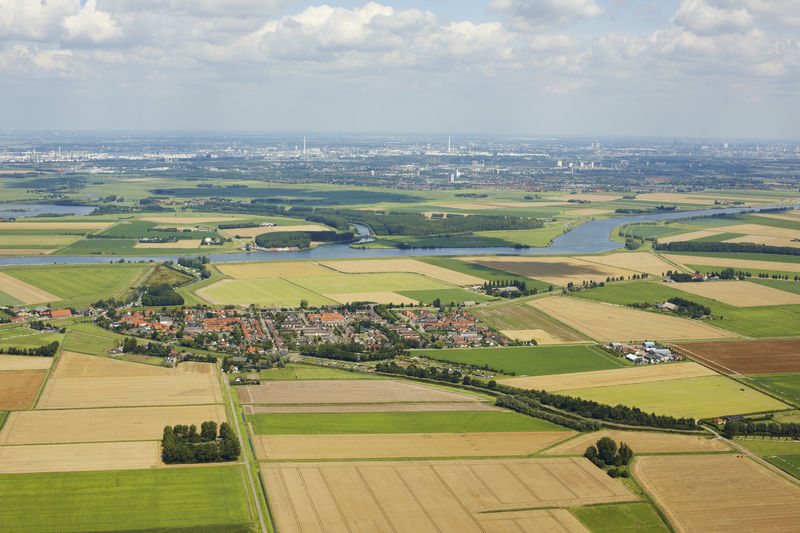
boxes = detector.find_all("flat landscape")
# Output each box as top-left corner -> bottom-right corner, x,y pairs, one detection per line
473,302 -> 590,342
529,296 -> 736,342
262,457 -> 636,532
0,370 -> 47,410
672,339 -> 800,375
0,356 -> 53,371
634,455 -> 800,533
464,256 -> 636,286
668,280 -> 800,307
544,430 -> 731,455
319,258 -> 485,285
0,441 -> 160,474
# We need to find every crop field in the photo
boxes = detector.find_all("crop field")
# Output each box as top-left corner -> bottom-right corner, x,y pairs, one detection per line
530,296 -> 736,342
0,370 -> 47,410
500,328 -> 570,343
294,271 -> 452,293
216,261 -> 333,279
0,222 -> 111,230
0,356 -> 52,371
325,290 -> 420,305
416,345 -> 627,376
0,404 -> 228,445
669,280 -> 800,307
237,379 -> 484,404
0,271 -> 58,304
560,375 -> 787,418
247,411 -> 565,435
0,235 -> 77,247
254,431 -> 574,460
262,457 -> 635,532
0,264 -> 145,302
659,229 -> 724,243
245,402 -> 500,414
419,256 -> 551,288
0,441 -> 160,473
319,258 -> 485,285
197,278 -> 336,307
672,339 -> 800,375
473,303 -> 589,342
258,362 -> 380,380
464,256 -> 635,286
544,430 -> 730,455
570,502 -> 669,533
574,252 -> 675,275
398,288 -> 493,305
227,223 -> 331,238
746,374 -> 800,405
133,239 -> 203,248
663,253 -> 800,274
634,455 -> 800,533
501,362 -> 717,391
0,466 -> 252,533
141,215 -> 245,224
0,248 -> 53,255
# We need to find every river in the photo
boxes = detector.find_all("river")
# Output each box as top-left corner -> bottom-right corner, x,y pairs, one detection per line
0,204 -> 789,266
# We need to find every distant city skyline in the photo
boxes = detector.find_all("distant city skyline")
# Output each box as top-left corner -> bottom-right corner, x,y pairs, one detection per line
0,1 -> 798,139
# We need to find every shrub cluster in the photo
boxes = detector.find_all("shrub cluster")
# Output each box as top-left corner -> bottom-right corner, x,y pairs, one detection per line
162,421 -> 240,464
0,341 -> 60,357
584,436 -> 633,477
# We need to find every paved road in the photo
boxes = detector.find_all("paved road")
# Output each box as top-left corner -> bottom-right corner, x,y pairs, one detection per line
224,377 -> 268,533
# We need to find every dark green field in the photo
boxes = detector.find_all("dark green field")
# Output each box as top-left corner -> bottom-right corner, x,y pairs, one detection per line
247,411 -> 566,435
0,466 -> 252,533
747,374 -> 800,406
413,345 -> 628,376
766,454 -> 800,480
570,502 -> 669,533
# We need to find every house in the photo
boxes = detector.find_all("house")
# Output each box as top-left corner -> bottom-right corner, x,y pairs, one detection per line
48,309 -> 72,319
657,302 -> 678,312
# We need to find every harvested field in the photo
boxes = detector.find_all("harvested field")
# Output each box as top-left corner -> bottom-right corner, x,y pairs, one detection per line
325,291 -> 419,305
473,304 -> 589,342
253,431 -> 574,460
0,441 -> 160,473
672,339 -> 800,375
262,457 -> 634,533
226,224 -> 329,237
720,223 -> 800,238
237,379 -> 483,404
217,261 -> 331,279
0,249 -> 52,255
133,240 -> 202,249
0,370 -> 47,410
0,235 -> 75,246
500,328 -> 567,344
634,455 -> 800,533
501,362 -> 716,391
0,356 -> 52,371
659,230 -> 722,244
754,212 -> 800,223
476,509 -> 588,532
464,256 -> 632,286
0,271 -> 58,304
141,216 -> 243,223
544,430 -> 729,455
723,234 -> 800,248
319,259 -> 484,286
0,404 -> 227,445
440,201 -> 566,210
53,351 -> 213,378
0,222 -> 111,229
555,194 -> 622,202
529,296 -> 735,342
670,280 -> 800,307
575,252 -> 675,275
664,254 -> 800,273
565,208 -> 612,216
244,402 -> 500,414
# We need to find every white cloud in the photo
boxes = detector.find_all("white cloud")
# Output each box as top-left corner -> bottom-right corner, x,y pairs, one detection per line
0,0 -> 120,44
672,0 -> 753,35
64,0 -> 121,43
488,0 -> 604,27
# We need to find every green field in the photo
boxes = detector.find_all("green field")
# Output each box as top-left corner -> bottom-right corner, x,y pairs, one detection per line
766,454 -> 800,479
247,411 -> 566,435
746,374 -> 800,406
0,466 -> 252,533
398,288 -> 493,305
199,278 -> 336,307
419,256 -> 551,290
736,439 -> 800,456
560,376 -> 788,419
257,363 -> 381,380
292,272 -> 451,293
474,225 -> 568,247
570,502 -> 669,533
752,279 -> 800,294
0,288 -> 24,306
414,345 -> 628,376
62,327 -> 119,356
0,264 -> 146,304
0,331 -> 63,350
142,265 -> 193,287
670,251 -> 800,263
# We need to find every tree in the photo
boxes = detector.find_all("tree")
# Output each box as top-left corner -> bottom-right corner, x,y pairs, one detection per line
596,436 -> 617,465
618,442 -> 633,465
123,337 -> 138,353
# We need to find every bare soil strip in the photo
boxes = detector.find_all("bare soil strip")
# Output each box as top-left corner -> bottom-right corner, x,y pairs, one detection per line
262,457 -> 634,533
0,356 -> 52,371
0,271 -> 58,304
0,405 -> 228,445
671,339 -> 800,375
544,430 -> 730,455
634,455 -> 800,533
0,370 -> 48,410
501,362 -> 717,392
237,379 -> 483,405
529,296 -> 736,342
254,431 -> 574,460
244,402 -> 500,414
0,441 -> 160,473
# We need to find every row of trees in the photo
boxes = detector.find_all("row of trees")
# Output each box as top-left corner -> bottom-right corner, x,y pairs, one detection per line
254,230 -> 354,249
667,297 -> 711,319
375,361 -> 464,383
722,420 -> 800,439
656,241 -> 800,256
161,421 -> 240,464
0,341 -> 60,357
299,342 -> 404,362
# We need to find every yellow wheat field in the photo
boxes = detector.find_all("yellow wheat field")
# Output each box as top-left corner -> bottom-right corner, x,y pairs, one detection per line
670,280 -> 800,307
723,234 -> 800,248
0,404 -> 228,445
663,254 -> 800,274
0,271 -> 58,304
501,362 -> 717,391
133,240 -> 204,249
499,329 -> 568,344
544,430 -> 730,455
217,261 -> 332,279
253,431 -> 574,460
319,258 -> 484,285
0,441 -> 161,473
53,351 -> 213,379
0,249 -> 53,255
574,252 -> 677,275
634,455 -> 800,533
658,230 -> 722,244
528,297 -> 736,342
324,291 -> 420,305
0,356 -> 53,371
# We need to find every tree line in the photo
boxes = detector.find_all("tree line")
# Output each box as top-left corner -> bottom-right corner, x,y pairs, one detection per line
300,342 -> 404,362
722,420 -> 800,439
161,421 -> 240,464
656,241 -> 800,256
254,230 -> 354,249
0,341 -> 60,357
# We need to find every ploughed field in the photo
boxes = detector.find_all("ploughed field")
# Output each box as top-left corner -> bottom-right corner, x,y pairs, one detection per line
671,339 -> 800,375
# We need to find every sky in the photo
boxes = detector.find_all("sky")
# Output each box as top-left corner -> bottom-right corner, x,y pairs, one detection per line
0,0 -> 798,139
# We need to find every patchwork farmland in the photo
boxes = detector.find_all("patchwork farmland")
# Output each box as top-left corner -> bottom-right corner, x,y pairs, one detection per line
671,339 -> 800,375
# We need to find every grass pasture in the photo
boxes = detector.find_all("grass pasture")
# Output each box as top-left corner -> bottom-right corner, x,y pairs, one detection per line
196,278 -> 336,307
247,411 -> 566,435
746,373 -> 800,406
0,466 -> 252,533
570,502 -> 669,533
560,375 -> 787,419
258,363 -> 381,380
415,345 -> 628,376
